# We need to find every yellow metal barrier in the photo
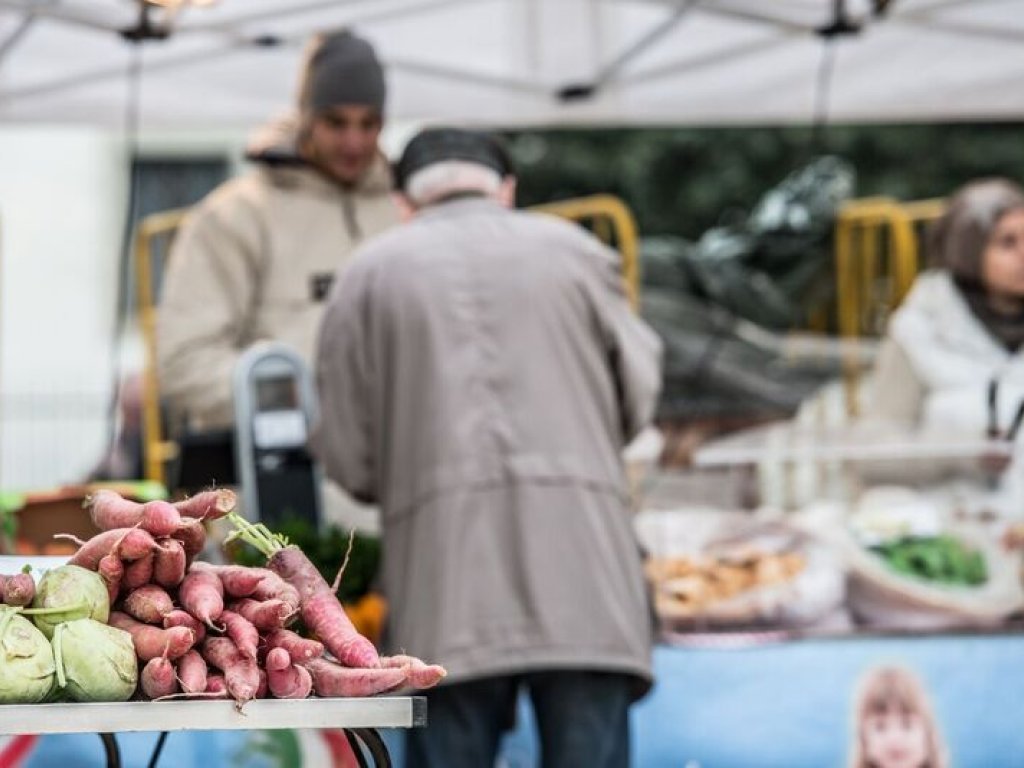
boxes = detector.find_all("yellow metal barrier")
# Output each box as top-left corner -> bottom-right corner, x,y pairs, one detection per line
135,195 -> 642,485
135,208 -> 190,486
834,197 -> 945,415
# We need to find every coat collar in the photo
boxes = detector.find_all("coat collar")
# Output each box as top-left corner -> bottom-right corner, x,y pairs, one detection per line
414,195 -> 505,222
258,152 -> 393,198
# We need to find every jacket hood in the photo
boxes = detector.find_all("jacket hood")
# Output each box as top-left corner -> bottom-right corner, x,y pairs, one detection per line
244,112 -> 393,195
245,112 -> 304,164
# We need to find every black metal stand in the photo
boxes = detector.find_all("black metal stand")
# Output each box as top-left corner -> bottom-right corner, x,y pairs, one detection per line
98,728 -> 391,768
345,728 -> 392,768
148,731 -> 169,768
98,733 -> 121,768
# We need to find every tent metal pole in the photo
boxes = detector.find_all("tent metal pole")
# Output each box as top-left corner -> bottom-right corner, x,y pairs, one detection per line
620,31 -> 797,87
0,13 -> 33,64
695,1 -> 819,34
0,0 -> 123,33
890,16 -> 1024,45
0,42 -> 243,102
177,0 -> 475,37
388,57 -> 542,94
590,0 -> 695,88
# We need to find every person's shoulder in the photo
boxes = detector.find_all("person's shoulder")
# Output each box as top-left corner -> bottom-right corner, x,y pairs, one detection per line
896,270 -> 958,318
187,170 -> 272,224
513,209 -> 596,243
889,270 -> 964,345
345,223 -> 413,276
517,210 -> 622,274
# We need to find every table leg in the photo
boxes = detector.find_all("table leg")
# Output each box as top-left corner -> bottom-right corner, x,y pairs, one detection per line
98,733 -> 121,768
350,728 -> 392,768
344,729 -> 371,768
148,731 -> 169,768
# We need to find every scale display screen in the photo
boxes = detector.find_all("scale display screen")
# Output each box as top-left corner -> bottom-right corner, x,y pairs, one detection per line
256,375 -> 298,412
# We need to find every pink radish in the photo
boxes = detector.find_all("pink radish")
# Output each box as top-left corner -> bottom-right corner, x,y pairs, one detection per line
85,491 -> 144,531
67,528 -> 156,570
179,568 -> 224,628
97,554 -> 123,605
175,650 -> 208,695
190,563 -> 265,598
174,489 -> 236,521
201,637 -> 260,707
123,552 -> 154,591
205,674 -> 227,696
228,518 -> 378,669
163,610 -> 206,645
109,611 -> 195,661
3,572 -> 35,607
219,610 -> 259,660
141,653 -> 179,699
153,538 -> 186,588
301,658 -> 407,697
173,519 -> 206,560
250,570 -> 300,611
263,629 -> 323,664
123,585 -> 174,625
227,598 -> 292,632
381,655 -> 447,689
265,648 -> 313,699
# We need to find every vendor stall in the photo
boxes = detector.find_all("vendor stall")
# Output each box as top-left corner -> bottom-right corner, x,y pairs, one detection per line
578,417 -> 1024,768
0,494 -> 440,768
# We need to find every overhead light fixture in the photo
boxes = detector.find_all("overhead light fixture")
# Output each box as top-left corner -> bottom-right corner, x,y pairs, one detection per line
872,0 -> 895,17
121,0 -> 218,42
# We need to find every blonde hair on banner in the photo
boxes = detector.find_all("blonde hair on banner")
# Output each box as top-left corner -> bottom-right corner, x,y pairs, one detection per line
848,666 -> 948,768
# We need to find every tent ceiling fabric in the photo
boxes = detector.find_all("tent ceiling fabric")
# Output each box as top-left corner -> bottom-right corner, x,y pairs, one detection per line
0,0 -> 1020,128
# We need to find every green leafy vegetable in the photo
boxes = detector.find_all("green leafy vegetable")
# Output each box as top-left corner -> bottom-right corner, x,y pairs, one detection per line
30,565 -> 109,639
52,619 -> 136,702
872,535 -> 987,586
0,607 -> 55,703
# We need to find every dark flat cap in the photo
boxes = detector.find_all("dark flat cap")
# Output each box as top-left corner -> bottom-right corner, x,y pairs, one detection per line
394,128 -> 512,191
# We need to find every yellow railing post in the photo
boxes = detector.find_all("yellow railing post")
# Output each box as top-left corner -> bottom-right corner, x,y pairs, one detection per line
134,208 -> 190,485
834,197 -> 945,417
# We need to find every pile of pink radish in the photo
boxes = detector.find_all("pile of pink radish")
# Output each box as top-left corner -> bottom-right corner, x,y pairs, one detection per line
56,488 -> 443,707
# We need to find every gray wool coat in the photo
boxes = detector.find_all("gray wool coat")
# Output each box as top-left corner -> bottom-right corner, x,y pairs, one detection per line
314,196 -> 663,695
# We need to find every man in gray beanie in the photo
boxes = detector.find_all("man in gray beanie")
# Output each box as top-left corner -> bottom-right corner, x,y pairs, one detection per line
296,29 -> 389,186
157,29 -> 398,533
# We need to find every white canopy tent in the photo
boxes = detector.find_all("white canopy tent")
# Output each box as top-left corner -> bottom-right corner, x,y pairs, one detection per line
1,0 -> 1021,492
0,0 -> 1021,130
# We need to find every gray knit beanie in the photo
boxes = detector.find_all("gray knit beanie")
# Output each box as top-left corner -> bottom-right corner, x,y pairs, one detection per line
297,30 -> 386,115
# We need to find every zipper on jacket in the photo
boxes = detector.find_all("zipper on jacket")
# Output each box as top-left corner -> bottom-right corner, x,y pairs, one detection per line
341,194 -> 362,242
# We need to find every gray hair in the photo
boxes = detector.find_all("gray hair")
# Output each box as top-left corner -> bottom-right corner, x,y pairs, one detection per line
404,160 -> 502,207
929,178 -> 1024,282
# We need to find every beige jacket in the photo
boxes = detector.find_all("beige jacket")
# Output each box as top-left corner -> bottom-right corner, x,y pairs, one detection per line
157,126 -> 399,431
315,197 -> 663,694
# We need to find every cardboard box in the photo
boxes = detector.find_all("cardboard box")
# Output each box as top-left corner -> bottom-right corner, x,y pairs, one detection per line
10,486 -> 98,556
4,483 -> 165,556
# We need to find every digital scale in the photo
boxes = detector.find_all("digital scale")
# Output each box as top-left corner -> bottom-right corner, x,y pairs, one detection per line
233,342 -> 323,530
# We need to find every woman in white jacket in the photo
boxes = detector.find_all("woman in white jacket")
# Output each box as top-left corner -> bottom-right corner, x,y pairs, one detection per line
867,178 -> 1024,515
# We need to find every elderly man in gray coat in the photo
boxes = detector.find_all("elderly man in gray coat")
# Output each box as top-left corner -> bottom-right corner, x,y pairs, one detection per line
314,128 -> 663,768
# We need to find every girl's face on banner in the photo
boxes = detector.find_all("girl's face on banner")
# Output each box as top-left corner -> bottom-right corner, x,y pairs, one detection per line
862,709 -> 930,768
